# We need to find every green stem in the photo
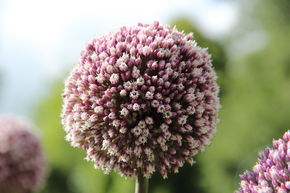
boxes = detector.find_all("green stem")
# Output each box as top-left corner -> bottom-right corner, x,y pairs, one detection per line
135,174 -> 149,193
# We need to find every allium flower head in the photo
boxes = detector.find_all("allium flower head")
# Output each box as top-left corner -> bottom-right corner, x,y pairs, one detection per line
0,116 -> 46,193
62,22 -> 220,178
236,130 -> 290,193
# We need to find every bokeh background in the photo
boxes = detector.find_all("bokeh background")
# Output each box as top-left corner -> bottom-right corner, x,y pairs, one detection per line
1,0 -> 290,192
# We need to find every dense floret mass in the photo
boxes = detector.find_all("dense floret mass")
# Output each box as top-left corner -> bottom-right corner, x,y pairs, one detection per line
236,130 -> 290,193
62,22 -> 219,178
0,116 -> 46,193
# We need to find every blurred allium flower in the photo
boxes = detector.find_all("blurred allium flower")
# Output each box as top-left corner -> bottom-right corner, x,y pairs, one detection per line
0,116 -> 46,193
62,22 -> 219,178
236,130 -> 290,193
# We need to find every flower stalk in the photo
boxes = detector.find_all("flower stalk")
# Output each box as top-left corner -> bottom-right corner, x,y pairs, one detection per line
135,174 -> 149,193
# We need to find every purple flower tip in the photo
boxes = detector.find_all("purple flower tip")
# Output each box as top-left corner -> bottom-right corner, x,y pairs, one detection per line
236,130 -> 290,193
61,22 -> 220,178
0,115 -> 47,193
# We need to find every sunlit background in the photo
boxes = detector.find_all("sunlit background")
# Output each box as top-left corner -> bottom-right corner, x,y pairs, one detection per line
1,0 -> 290,192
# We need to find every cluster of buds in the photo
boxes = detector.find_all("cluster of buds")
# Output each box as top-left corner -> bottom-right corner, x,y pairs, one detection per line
62,22 -> 219,178
0,116 -> 46,193
236,130 -> 290,193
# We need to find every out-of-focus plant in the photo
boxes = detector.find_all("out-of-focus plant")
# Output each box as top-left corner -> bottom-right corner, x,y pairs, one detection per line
0,115 -> 47,193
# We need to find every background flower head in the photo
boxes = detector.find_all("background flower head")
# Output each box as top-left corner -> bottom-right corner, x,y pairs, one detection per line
62,21 -> 220,178
236,130 -> 290,193
0,115 -> 47,193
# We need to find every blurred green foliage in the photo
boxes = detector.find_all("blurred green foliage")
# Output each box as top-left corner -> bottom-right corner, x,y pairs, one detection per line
198,0 -> 290,192
34,1 -> 290,192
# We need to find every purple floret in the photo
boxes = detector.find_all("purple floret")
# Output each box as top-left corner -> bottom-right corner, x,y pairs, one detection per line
236,130 -> 290,193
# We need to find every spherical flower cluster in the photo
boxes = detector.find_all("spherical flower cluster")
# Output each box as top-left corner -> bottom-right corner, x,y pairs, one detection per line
0,116 -> 46,193
236,130 -> 290,193
62,22 -> 219,178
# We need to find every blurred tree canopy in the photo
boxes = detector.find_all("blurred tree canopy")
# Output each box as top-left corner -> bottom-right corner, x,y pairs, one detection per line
34,1 -> 290,192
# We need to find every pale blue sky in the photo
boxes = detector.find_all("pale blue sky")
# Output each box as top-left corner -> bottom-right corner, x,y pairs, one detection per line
0,0 -> 238,117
